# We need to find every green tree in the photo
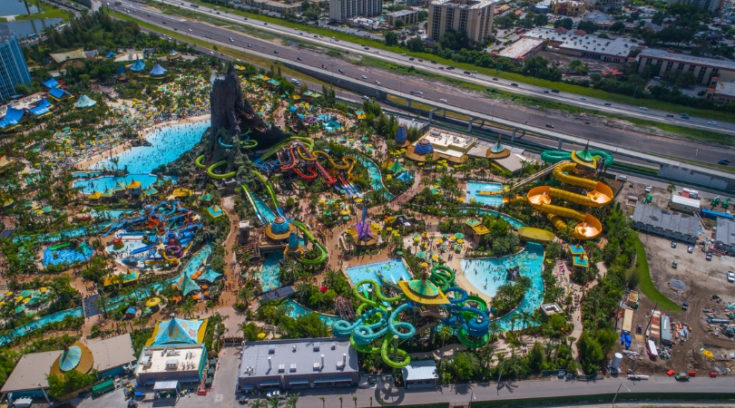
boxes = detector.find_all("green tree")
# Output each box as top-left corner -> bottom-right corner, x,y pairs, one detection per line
384,31 -> 398,46
554,17 -> 573,29
406,37 -> 424,52
47,370 -> 96,399
527,342 -> 545,373
577,331 -> 604,374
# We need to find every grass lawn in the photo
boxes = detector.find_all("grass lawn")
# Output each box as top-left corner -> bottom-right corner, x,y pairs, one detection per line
168,0 -> 734,122
15,2 -> 71,21
634,237 -> 680,312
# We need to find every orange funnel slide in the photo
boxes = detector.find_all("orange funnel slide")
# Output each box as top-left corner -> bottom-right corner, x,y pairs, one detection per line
527,185 -> 604,240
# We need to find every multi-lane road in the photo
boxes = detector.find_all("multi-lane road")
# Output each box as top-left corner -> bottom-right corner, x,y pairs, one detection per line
109,0 -> 735,166
143,0 -> 735,136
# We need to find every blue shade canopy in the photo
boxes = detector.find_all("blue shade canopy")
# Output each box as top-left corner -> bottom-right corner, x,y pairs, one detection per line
152,318 -> 203,346
59,345 -> 82,372
75,95 -> 97,109
150,64 -> 167,76
130,60 -> 146,72
43,78 -> 59,88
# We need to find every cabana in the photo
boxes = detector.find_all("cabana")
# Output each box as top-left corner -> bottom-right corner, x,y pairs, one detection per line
0,107 -> 24,130
48,87 -> 71,100
150,64 -> 167,77
29,99 -> 52,117
129,59 -> 146,72
42,78 -> 59,89
74,95 -> 97,109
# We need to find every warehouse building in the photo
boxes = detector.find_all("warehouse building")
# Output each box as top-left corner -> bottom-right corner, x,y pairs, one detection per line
237,338 -> 359,391
637,48 -> 735,85
631,203 -> 699,244
669,194 -> 701,214
714,217 -> 735,255
402,360 -> 439,388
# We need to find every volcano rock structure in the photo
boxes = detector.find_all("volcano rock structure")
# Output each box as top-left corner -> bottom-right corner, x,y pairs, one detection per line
205,64 -> 288,168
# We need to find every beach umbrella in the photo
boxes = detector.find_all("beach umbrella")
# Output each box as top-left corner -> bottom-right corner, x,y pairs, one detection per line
257,332 -> 267,339
417,251 -> 426,259
420,262 -> 429,269
146,297 -> 162,308
436,237 -> 443,244
454,233 -> 465,239
432,254 -> 439,261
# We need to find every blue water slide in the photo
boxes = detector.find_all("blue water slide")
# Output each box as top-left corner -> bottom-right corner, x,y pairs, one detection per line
130,244 -> 157,255
218,136 -> 234,148
351,308 -> 389,345
444,286 -> 468,304
388,303 -> 416,340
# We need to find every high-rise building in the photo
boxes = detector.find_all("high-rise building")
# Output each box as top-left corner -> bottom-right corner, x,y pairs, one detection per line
329,0 -> 382,22
427,0 -> 496,45
0,26 -> 31,102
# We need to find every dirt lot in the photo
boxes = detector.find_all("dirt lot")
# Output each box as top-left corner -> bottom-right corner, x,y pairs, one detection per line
613,232 -> 735,376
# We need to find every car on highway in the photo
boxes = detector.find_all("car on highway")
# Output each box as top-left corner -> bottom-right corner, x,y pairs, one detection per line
551,89 -> 559,93
727,271 -> 735,283
681,113 -> 689,119
375,80 -> 381,85
360,74 -> 367,79
228,37 -> 234,42
511,83 -> 518,87
364,47 -> 369,50
580,97 -> 586,101
492,77 -> 498,81
464,70 -> 471,75
604,102 -> 611,106
409,57 -> 414,61
243,17 -> 248,20
439,98 -> 447,103
290,78 -> 300,85
545,123 -> 554,128
338,68 -> 344,74
543,90 -> 549,94
273,50 -> 278,54
666,114 -> 674,117
675,372 -> 689,381
361,95 -> 369,100
708,120 -> 717,125
639,106 -> 648,111
246,43 -> 251,47
296,56 -> 302,61
718,159 -> 730,166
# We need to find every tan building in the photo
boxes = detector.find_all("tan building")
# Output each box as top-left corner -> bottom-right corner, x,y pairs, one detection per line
245,0 -> 301,15
386,9 -> 420,26
550,0 -> 585,15
710,81 -> 735,103
637,48 -> 735,86
427,0 -> 497,44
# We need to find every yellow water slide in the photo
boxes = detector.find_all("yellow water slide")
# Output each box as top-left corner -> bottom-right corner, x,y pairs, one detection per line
525,162 -> 613,239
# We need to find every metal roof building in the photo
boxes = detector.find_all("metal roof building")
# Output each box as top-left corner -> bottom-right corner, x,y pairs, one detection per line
714,217 -> 735,255
402,360 -> 439,389
237,338 -> 359,391
631,203 -> 699,244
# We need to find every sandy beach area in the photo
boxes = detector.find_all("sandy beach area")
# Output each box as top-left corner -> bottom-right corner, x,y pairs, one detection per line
74,114 -> 211,170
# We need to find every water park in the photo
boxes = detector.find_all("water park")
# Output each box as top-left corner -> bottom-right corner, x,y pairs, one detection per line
6,19 -> 731,405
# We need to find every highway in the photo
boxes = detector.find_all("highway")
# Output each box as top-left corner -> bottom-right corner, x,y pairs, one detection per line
144,0 -> 735,136
109,0 -> 735,167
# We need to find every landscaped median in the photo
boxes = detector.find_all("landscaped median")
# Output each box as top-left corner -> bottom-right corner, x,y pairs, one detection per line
634,236 -> 680,312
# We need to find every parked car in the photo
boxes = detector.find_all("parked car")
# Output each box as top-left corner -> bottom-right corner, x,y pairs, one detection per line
671,241 -> 677,248
644,185 -> 652,193
681,301 -> 689,311
727,271 -> 735,283
675,372 -> 690,381
706,251 -> 713,261
718,159 -> 730,166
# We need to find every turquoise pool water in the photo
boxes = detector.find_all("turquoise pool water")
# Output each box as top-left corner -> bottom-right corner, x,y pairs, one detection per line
13,223 -> 111,244
74,121 -> 208,194
460,242 -> 545,332
180,244 -> 212,278
253,195 -> 276,224
42,242 -> 94,267
464,208 -> 524,230
91,209 -> 136,220
358,157 -> 394,201
345,259 -> 412,286
465,181 -> 503,207
0,307 -> 83,347
207,205 -> 223,217
283,299 -> 339,327
259,252 -> 283,291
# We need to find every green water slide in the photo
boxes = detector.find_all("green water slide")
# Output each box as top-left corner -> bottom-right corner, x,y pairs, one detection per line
195,155 -> 207,169
456,328 -> 490,348
541,150 -> 614,165
252,170 -> 280,210
241,184 -> 266,225
430,265 -> 455,292
207,161 -> 236,179
292,220 -> 328,265
49,242 -> 71,251
462,295 -> 488,312
260,137 -> 315,161
380,335 -> 411,368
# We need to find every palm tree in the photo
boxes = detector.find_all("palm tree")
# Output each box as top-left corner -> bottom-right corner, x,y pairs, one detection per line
284,393 -> 299,408
353,396 -> 358,408
237,286 -> 255,309
250,399 -> 267,408
320,396 -> 326,408
489,320 -> 500,341
266,396 -> 281,408
339,396 -> 344,408
180,297 -> 196,318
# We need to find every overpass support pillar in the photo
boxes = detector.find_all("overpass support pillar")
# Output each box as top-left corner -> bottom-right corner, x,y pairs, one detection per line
429,108 -> 438,123
557,138 -> 563,149
468,117 -> 475,132
407,99 -> 412,108
511,128 -> 517,142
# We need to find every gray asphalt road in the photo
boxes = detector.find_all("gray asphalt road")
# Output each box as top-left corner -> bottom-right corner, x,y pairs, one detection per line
110,1 -> 735,165
146,0 -> 735,136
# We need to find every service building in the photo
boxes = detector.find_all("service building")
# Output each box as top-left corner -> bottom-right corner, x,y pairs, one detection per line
237,338 -> 359,391
631,203 -> 699,244
637,48 -> 735,85
714,217 -> 735,255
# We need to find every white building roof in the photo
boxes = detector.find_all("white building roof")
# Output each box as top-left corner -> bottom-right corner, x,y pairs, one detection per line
402,360 -> 438,382
498,37 -> 544,59
670,194 -> 701,210
524,28 -> 639,58
638,48 -> 735,71
715,81 -> 735,97
1,351 -> 61,393
431,0 -> 499,9
135,344 -> 205,377
238,338 -> 358,379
